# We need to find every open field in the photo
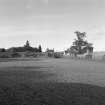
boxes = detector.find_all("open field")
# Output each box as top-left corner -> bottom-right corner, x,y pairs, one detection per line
0,58 -> 105,104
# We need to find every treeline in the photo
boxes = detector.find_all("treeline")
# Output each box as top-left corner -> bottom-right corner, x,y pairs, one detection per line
7,46 -> 42,52
0,40 -> 42,53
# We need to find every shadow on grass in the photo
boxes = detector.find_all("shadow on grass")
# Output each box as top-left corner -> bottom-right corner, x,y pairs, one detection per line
0,66 -> 105,105
0,83 -> 105,105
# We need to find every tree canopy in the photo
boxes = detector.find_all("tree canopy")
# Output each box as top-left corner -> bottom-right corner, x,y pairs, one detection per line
71,31 -> 93,54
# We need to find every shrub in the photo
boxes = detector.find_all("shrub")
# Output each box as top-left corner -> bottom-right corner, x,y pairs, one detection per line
54,52 -> 62,58
33,53 -> 38,58
11,52 -> 21,58
0,52 -> 10,58
47,52 -> 54,57
24,52 -> 38,58
0,55 -> 10,58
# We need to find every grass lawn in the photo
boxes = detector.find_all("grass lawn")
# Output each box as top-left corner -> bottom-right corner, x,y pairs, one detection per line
0,58 -> 105,105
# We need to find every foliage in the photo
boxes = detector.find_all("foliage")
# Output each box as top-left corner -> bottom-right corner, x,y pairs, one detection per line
0,48 -> 6,52
24,51 -> 37,57
7,41 -> 42,53
47,52 -> 54,57
0,55 -> 10,58
74,31 -> 86,41
54,52 -> 63,58
71,31 -> 93,54
24,40 -> 30,48
11,52 -> 21,58
38,45 -> 42,52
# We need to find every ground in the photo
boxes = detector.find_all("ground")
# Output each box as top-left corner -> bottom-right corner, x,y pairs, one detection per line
0,57 -> 105,104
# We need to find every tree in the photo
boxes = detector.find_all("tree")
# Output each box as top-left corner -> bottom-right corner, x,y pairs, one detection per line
24,40 -> 32,51
74,31 -> 86,41
24,40 -> 30,48
72,31 -> 89,54
38,45 -> 42,52
1,48 -> 6,52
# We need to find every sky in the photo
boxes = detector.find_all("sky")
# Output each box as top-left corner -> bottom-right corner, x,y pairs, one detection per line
0,0 -> 105,51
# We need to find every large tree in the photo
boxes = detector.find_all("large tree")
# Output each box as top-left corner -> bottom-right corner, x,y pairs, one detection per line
72,31 -> 92,54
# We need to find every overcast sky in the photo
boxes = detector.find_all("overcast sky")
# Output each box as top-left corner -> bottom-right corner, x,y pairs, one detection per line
0,0 -> 105,51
